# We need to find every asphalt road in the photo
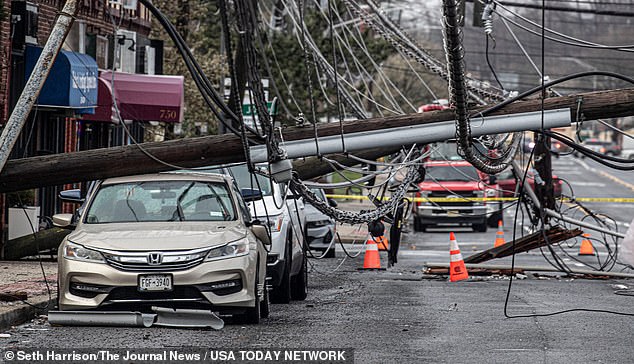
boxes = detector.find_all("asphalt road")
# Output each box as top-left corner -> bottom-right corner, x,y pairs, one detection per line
1,154 -> 633,364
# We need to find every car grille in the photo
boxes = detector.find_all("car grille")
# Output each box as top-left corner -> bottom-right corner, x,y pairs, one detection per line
101,247 -> 209,272
429,191 -> 477,207
105,257 -> 205,272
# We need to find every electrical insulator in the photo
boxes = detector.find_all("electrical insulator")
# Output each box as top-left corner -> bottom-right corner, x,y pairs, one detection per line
482,2 -> 495,35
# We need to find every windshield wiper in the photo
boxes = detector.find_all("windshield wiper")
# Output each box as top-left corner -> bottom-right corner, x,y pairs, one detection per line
173,182 -> 195,221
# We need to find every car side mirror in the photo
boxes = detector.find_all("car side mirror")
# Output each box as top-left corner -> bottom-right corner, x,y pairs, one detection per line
250,223 -> 271,246
286,191 -> 302,200
59,189 -> 84,204
328,198 -> 338,208
52,213 -> 74,228
241,188 -> 263,202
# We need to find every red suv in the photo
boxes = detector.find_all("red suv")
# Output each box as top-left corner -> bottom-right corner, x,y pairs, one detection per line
496,168 -> 563,198
413,161 -> 503,232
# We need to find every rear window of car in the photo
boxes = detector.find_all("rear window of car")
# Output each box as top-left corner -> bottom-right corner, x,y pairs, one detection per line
85,180 -> 236,223
229,165 -> 274,197
425,165 -> 480,182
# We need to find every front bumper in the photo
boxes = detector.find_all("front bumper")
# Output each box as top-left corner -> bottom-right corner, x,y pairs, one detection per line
416,204 -> 489,224
306,224 -> 335,250
58,252 -> 258,312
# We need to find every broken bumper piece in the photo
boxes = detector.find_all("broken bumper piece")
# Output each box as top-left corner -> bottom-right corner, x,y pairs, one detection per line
48,307 -> 224,330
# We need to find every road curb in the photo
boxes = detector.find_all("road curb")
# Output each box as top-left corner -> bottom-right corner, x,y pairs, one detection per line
0,297 -> 55,332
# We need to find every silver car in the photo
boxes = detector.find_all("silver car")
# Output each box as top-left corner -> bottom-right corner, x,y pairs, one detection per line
305,188 -> 337,258
54,172 -> 270,324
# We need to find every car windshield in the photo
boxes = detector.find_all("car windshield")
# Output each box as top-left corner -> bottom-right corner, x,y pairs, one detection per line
309,188 -> 326,201
229,165 -> 274,197
425,165 -> 479,182
85,180 -> 236,223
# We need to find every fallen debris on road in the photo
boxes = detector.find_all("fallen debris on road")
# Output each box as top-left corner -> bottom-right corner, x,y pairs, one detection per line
463,226 -> 583,264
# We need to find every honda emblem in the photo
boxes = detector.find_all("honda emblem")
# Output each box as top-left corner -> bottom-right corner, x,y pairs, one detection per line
148,252 -> 163,265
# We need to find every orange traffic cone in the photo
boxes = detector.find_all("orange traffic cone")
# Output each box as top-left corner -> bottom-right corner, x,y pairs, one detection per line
449,232 -> 469,282
579,233 -> 596,256
494,220 -> 506,248
375,236 -> 389,251
363,239 -> 382,269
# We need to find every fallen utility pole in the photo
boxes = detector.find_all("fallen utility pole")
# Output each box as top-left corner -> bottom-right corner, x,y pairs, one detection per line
511,161 -> 627,239
424,262 -> 634,279
0,0 -> 78,171
250,109 -> 570,162
2,88 -> 634,193
1,228 -> 71,260
463,226 -> 583,264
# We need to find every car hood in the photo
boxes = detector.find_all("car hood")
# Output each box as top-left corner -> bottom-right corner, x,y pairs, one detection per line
304,204 -> 328,222
67,222 -> 246,251
419,181 -> 484,191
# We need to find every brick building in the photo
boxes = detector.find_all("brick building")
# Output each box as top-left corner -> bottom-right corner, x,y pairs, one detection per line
0,0 -> 184,246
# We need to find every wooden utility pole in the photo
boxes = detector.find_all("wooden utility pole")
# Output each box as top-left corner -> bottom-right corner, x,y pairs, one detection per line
533,133 -> 555,221
2,87 -> 634,193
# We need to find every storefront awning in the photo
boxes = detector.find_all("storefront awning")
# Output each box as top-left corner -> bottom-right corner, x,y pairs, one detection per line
25,45 -> 98,113
82,71 -> 184,123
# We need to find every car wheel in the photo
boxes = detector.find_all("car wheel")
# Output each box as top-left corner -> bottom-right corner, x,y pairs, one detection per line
413,216 -> 424,232
473,221 -> 488,233
240,268 -> 261,324
291,246 -> 308,301
260,281 -> 270,319
55,285 -> 60,310
488,208 -> 503,228
323,246 -> 336,258
270,236 -> 292,304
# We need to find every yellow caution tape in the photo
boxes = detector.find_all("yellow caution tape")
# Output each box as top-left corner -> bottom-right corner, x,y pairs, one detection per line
325,194 -> 634,203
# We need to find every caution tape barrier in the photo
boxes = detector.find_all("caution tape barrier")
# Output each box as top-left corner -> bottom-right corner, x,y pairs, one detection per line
325,194 -> 634,203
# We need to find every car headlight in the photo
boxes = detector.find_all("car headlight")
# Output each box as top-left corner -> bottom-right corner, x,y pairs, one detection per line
205,239 -> 250,261
308,219 -> 332,228
265,214 -> 284,232
63,241 -> 106,263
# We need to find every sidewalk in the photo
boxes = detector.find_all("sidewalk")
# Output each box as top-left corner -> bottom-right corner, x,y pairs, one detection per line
0,261 -> 57,333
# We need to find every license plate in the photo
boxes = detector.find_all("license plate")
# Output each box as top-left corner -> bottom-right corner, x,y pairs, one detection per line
447,210 -> 459,217
138,274 -> 173,292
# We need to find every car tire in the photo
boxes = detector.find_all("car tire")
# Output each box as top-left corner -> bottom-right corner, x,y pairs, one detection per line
473,221 -> 487,233
55,286 -> 60,310
260,281 -> 270,319
270,236 -> 292,304
240,268 -> 262,324
290,247 -> 308,301
413,216 -> 425,232
323,246 -> 336,258
488,208 -> 503,228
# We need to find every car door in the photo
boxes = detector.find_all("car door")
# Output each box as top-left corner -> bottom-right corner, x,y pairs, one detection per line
283,182 -> 305,273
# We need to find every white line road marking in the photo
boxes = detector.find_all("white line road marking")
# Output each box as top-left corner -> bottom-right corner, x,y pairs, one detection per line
575,159 -> 634,192
569,181 -> 606,187
554,170 -> 582,175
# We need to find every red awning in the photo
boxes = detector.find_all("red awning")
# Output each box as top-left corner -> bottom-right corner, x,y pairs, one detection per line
82,70 -> 184,123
